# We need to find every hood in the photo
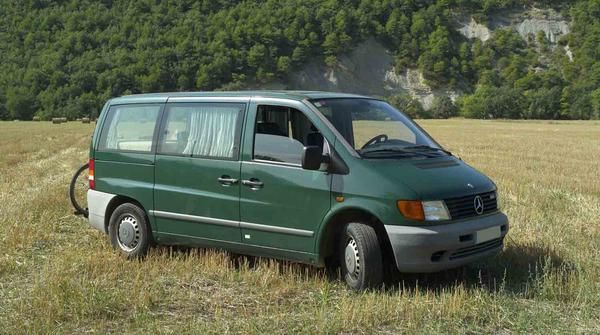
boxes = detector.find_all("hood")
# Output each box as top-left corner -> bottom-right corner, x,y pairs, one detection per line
364,156 -> 496,200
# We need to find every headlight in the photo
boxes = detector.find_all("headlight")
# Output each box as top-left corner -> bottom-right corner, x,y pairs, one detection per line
397,200 -> 450,221
422,201 -> 450,221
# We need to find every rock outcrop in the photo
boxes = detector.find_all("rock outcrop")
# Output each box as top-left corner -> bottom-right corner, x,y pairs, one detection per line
458,7 -> 569,44
458,18 -> 492,42
260,7 -> 571,109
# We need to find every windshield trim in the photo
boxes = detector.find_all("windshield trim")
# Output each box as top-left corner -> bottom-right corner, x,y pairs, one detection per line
304,97 -> 445,159
302,98 -> 361,158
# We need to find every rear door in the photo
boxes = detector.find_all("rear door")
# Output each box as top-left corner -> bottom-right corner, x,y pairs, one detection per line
153,100 -> 246,244
239,100 -> 332,253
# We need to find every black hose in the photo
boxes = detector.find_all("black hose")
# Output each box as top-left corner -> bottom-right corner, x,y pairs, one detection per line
69,162 -> 89,218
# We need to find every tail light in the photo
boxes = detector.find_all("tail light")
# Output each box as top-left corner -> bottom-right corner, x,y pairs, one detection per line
88,159 -> 95,190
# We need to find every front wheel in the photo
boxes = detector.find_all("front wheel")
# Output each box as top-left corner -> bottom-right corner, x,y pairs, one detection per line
339,222 -> 383,290
108,203 -> 152,259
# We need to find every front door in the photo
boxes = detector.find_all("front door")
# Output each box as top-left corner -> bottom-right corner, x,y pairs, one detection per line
239,103 -> 332,253
153,102 -> 246,244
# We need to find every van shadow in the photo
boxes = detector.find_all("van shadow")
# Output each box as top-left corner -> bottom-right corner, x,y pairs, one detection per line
155,242 -> 575,296
381,242 -> 575,295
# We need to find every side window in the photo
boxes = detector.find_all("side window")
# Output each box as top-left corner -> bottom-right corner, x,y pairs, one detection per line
98,105 -> 161,152
253,105 -> 325,165
158,103 -> 244,159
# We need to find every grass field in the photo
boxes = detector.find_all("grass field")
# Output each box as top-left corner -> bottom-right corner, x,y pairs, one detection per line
0,119 -> 598,334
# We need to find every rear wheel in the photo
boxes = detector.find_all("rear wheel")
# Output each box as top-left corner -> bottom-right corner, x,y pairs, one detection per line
339,222 -> 383,290
108,203 -> 152,258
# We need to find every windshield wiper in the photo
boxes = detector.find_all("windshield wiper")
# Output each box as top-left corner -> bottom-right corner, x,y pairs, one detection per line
403,145 -> 452,156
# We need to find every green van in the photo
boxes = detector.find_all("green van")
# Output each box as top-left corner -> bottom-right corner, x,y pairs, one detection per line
87,91 -> 509,290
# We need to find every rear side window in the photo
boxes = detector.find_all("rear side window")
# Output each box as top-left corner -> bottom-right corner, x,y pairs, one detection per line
158,103 -> 244,159
98,104 -> 161,152
253,105 -> 325,165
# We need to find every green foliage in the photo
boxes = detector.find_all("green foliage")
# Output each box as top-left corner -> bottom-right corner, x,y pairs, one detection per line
387,93 -> 429,119
0,0 -> 598,120
430,96 -> 458,119
458,85 -> 525,119
6,87 -> 37,121
591,88 -> 600,119
0,89 -> 7,120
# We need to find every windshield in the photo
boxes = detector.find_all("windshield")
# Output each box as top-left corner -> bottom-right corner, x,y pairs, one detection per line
309,98 -> 446,158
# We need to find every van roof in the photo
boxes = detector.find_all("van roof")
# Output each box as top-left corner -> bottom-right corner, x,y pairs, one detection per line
109,90 -> 373,104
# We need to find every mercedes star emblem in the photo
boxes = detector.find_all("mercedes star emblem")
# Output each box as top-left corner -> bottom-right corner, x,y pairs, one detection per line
473,195 -> 484,215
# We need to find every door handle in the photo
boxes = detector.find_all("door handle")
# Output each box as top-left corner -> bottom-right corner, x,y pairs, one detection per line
242,178 -> 264,189
218,175 -> 239,186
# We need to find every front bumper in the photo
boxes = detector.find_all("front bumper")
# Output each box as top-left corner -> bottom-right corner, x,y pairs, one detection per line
385,212 -> 509,273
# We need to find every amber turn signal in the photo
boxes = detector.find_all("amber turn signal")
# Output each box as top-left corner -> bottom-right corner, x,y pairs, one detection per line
397,200 -> 425,221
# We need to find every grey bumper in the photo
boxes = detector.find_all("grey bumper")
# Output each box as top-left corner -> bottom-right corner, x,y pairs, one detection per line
385,212 -> 509,273
87,189 -> 116,234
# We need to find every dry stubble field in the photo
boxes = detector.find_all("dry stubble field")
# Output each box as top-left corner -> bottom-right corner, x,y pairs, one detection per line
0,119 -> 598,334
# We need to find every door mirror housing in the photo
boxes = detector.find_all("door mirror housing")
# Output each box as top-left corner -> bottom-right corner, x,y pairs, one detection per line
301,146 -> 326,170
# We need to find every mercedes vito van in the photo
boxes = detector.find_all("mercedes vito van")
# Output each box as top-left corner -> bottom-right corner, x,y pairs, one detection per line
87,91 -> 509,290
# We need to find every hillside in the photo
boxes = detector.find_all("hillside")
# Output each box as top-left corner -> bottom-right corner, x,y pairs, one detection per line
0,0 -> 599,120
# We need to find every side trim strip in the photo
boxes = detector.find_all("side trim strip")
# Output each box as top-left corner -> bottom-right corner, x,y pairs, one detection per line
150,210 -> 239,228
240,222 -> 314,237
149,210 -> 314,237
156,231 -> 316,256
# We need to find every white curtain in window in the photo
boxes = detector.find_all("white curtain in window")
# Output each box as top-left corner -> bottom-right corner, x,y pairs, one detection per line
182,106 -> 239,158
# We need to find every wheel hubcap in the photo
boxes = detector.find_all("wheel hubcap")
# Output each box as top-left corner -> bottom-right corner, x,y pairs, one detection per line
344,238 -> 360,278
117,215 -> 140,251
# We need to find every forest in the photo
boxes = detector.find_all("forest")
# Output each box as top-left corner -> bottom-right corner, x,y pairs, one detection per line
0,0 -> 598,120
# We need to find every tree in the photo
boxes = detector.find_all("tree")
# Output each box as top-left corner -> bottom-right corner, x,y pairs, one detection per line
459,85 -> 525,119
0,89 -> 7,120
591,88 -> 600,119
6,87 -> 36,120
387,93 -> 429,119
430,95 -> 458,119
523,87 -> 562,119
0,0 -> 598,120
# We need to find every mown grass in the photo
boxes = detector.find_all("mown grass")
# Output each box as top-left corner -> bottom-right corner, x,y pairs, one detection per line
0,120 -> 598,334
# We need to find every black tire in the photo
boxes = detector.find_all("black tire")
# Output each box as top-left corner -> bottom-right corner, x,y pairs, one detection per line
69,162 -> 89,217
108,203 -> 152,259
339,222 -> 383,290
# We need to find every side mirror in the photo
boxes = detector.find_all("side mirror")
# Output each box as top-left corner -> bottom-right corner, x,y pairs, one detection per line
301,146 -> 325,170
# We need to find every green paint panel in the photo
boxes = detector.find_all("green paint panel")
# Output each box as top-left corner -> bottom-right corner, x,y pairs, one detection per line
94,151 -> 155,213
154,155 -> 241,243
239,162 -> 331,253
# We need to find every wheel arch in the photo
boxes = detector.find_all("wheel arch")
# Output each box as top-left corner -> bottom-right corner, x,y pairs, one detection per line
315,206 -> 393,266
104,195 -> 149,234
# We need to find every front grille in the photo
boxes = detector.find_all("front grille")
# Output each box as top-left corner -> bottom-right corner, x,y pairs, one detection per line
449,238 -> 503,260
444,191 -> 498,220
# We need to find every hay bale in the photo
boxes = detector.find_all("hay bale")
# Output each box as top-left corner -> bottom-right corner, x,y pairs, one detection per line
33,116 -> 41,121
82,117 -> 90,124
52,118 -> 61,124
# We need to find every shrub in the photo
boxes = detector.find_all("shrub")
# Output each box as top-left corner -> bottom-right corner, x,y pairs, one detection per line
387,93 -> 429,119
459,85 -> 525,119
430,96 -> 458,119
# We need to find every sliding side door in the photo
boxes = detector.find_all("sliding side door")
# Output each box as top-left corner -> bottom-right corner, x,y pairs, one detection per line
153,101 -> 246,245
